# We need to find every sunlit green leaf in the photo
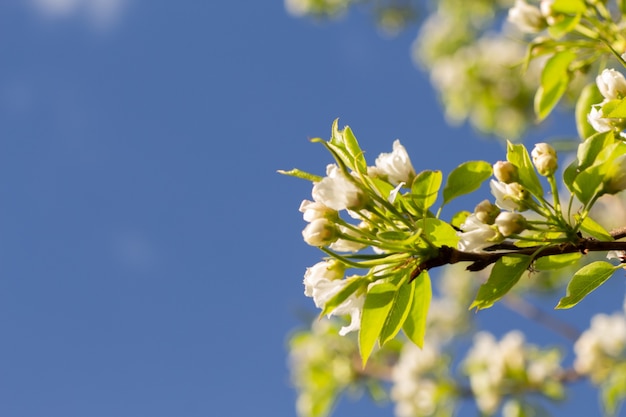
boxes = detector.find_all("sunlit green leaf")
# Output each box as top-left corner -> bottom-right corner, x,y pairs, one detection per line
442,161 -> 492,206
411,170 -> 442,215
379,278 -> 414,345
552,0 -> 585,13
343,126 -> 367,174
277,168 -> 323,182
601,363 -> 626,416
578,215 -> 614,241
534,253 -> 581,270
534,50 -> 576,121
416,218 -> 459,247
470,256 -> 532,310
451,211 -> 470,229
506,141 -> 543,197
360,282 -> 397,366
556,261 -> 618,309
320,276 -> 367,317
548,13 -> 580,39
402,271 -> 431,347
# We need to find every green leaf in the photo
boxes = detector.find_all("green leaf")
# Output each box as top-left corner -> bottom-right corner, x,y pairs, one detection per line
277,168 -> 323,182
548,13 -> 581,39
359,282 -> 397,366
572,164 -> 607,205
534,253 -> 581,270
556,261 -> 618,309
320,276 -> 367,317
378,278 -> 415,345
506,141 -> 543,198
416,218 -> 459,247
534,51 -> 576,121
575,83 -> 603,140
603,98 -> 626,118
578,215 -> 614,241
411,170 -> 442,215
402,271 -> 431,348
552,0 -> 585,13
451,211 -> 470,229
342,126 -> 367,174
601,363 -> 626,416
442,161 -> 492,206
470,256 -> 532,310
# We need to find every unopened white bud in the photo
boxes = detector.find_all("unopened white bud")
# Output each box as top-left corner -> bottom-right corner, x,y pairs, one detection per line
531,143 -> 558,176
508,0 -> 546,33
302,218 -> 338,246
474,199 -> 501,224
495,212 -> 527,237
493,161 -> 519,183
596,69 -> 626,101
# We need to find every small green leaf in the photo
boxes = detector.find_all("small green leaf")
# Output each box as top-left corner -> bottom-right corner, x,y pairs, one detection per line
402,271 -> 432,348
320,276 -> 367,317
343,126 -> 367,174
416,218 -> 459,247
534,51 -> 576,121
578,215 -> 614,241
548,13 -> 581,39
470,256 -> 532,310
379,278 -> 414,345
534,253 -> 581,270
601,363 -> 626,416
576,83 -> 603,140
451,211 -> 470,229
556,261 -> 618,309
442,161 -> 492,206
359,282 -> 397,366
572,164 -> 606,205
277,168 -> 323,182
552,0 -> 585,13
506,141 -> 543,198
411,170 -> 442,215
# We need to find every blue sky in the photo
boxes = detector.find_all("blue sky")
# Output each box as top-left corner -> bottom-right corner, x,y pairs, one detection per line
0,1 -> 624,416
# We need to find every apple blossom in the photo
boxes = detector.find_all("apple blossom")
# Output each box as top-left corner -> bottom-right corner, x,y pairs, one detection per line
373,139 -> 416,186
299,199 -> 336,222
302,218 -> 337,246
494,212 -> 527,237
531,143 -> 558,176
587,106 -> 613,133
493,161 -> 518,184
490,180 -> 529,211
312,164 -> 367,211
457,214 -> 501,252
507,0 -> 546,33
474,199 -> 501,224
596,68 -> 626,101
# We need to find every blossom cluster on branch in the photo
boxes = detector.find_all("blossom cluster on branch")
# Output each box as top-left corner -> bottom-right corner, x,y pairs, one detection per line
283,0 -> 626,416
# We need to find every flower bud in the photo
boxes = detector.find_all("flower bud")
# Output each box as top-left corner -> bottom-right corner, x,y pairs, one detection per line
299,199 -> 336,222
474,199 -> 501,224
531,143 -> 558,176
493,161 -> 519,183
302,218 -> 338,246
373,139 -> 416,186
508,0 -> 546,33
603,155 -> 626,195
495,212 -> 527,237
596,69 -> 626,101
588,106 -> 613,133
312,164 -> 368,211
490,180 -> 529,211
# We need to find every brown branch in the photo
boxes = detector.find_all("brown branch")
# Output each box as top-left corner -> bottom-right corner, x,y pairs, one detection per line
410,227 -> 626,280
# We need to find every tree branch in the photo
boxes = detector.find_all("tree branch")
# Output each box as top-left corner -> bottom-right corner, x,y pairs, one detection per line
411,227 -> 626,280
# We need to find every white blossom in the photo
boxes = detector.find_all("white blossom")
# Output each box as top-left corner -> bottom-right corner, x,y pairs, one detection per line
607,250 -> 626,262
596,68 -> 626,101
299,199 -> 335,222
531,143 -> 558,176
587,106 -> 613,133
373,139 -> 416,185
494,211 -> 526,237
458,214 -> 500,252
303,262 -> 364,336
490,180 -> 527,211
312,164 -> 366,211
507,0 -> 545,33
301,218 -> 337,246
574,313 -> 626,379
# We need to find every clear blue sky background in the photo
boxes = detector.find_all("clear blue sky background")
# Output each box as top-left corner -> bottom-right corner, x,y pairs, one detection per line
0,1 -> 624,416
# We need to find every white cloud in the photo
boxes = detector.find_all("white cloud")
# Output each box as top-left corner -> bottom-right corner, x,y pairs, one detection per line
29,0 -> 128,30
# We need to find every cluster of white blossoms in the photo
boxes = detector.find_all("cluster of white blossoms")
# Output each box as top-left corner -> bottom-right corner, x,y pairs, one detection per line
299,139 -> 416,335
588,68 -> 626,134
574,308 -> 626,382
457,144 -> 559,253
391,342 -> 450,417
464,331 -> 564,415
507,0 -> 551,34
